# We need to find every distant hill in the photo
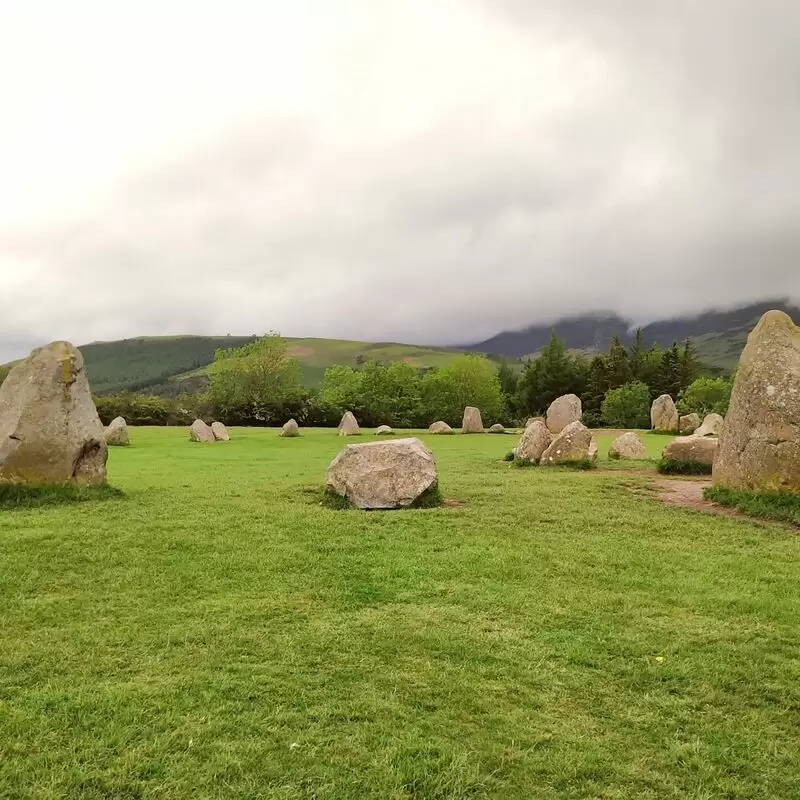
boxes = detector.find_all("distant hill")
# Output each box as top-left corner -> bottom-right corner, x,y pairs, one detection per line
465,299 -> 800,370
4,299 -> 794,395
35,336 -> 489,395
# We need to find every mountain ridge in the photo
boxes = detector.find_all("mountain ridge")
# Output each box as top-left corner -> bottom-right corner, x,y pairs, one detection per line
463,299 -> 800,365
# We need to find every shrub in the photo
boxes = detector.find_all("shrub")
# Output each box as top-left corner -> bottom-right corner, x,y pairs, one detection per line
582,410 -> 604,429
657,459 -> 712,476
677,377 -> 732,417
601,381 -> 651,429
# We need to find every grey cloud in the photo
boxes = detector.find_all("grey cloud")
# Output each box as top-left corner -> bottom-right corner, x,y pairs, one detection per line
2,0 -> 799,361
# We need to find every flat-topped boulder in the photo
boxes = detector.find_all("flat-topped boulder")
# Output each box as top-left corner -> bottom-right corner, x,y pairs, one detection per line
0,341 -> 107,485
104,416 -> 130,447
338,411 -> 360,436
713,310 -> 800,491
546,394 -> 582,434
695,413 -> 724,438
514,420 -> 552,464
211,421 -> 230,441
609,432 -> 647,460
680,413 -> 701,435
375,425 -> 394,435
190,419 -> 215,443
663,435 -> 718,466
462,407 -> 484,434
541,421 -> 595,465
651,395 -> 679,432
488,423 -> 506,434
281,419 -> 300,437
327,437 -> 438,510
428,421 -> 453,435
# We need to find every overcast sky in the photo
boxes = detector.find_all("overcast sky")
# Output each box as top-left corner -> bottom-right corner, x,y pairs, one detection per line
1,0 -> 799,361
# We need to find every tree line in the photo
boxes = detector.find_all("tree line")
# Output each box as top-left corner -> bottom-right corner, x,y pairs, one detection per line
81,332 -> 732,429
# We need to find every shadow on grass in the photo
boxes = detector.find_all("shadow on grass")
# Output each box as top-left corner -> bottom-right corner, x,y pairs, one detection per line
705,486 -> 800,527
0,484 -> 125,511
657,459 -> 712,476
320,484 -> 444,510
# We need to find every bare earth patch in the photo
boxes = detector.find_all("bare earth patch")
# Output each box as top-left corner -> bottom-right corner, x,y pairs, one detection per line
655,478 -> 749,521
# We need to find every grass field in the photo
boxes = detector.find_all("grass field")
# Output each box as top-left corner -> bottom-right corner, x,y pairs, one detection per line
1,429 -> 798,799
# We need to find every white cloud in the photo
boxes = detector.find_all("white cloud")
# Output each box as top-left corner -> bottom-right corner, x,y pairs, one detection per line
1,0 -> 798,358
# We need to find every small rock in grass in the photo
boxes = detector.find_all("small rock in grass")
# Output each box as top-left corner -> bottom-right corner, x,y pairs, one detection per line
190,419 -> 215,443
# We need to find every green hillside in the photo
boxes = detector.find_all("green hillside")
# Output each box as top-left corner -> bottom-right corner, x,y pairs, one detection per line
25,336 -> 488,395
76,336 -> 258,394
175,338 -> 484,392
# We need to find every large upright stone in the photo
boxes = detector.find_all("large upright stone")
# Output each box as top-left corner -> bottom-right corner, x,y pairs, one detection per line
546,394 -> 582,434
609,432 -> 647,460
327,437 -> 438,510
462,406 -> 484,433
104,416 -> 130,447
713,310 -> 800,492
211,421 -> 230,441
0,342 -> 107,485
190,419 -> 215,443
651,395 -> 679,432
695,413 -> 724,438
541,421 -> 595,465
514,420 -> 552,464
680,413 -> 701,435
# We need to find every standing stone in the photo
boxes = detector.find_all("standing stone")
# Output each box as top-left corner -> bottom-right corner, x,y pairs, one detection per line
526,417 -> 546,428
514,420 -> 552,464
546,394 -> 582,434
211,421 -> 230,441
609,432 -> 647,460
428,421 -> 453,435
488,423 -> 506,434
651,395 -> 679,431
713,310 -> 800,492
190,419 -> 215,443
541,421 -> 596,465
664,436 -> 718,466
462,407 -> 484,434
680,413 -> 701,435
338,411 -> 361,436
327,437 -> 438,509
104,416 -> 130,447
281,419 -> 300,437
375,425 -> 394,435
0,341 -> 107,485
695,413 -> 724,438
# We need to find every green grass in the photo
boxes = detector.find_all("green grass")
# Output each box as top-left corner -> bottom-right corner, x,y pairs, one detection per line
705,486 -> 800,526
1,428 -> 799,798
0,483 -> 125,510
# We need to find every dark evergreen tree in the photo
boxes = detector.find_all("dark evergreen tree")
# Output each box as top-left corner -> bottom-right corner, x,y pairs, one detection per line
657,342 -> 683,398
516,332 -> 583,415
582,355 -> 609,416
628,328 -> 646,381
679,338 -> 701,391
606,335 -> 631,390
